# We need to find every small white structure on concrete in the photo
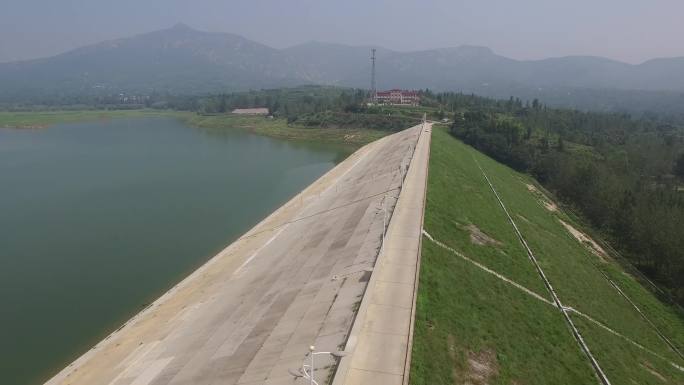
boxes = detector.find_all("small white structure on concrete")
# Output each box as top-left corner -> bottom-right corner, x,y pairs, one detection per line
231,108 -> 269,115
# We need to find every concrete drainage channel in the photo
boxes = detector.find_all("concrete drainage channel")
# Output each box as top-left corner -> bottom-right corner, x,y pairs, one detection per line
472,155 -> 612,385
597,269 -> 684,362
421,229 -> 684,373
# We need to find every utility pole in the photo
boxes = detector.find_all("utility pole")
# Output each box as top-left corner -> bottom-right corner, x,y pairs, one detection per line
370,48 -> 376,104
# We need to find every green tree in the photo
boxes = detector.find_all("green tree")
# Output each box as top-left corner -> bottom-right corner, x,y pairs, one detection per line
218,94 -> 227,113
675,153 -> 684,179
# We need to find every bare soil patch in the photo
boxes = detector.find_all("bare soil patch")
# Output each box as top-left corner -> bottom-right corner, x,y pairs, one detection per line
526,183 -> 558,212
516,214 -> 531,223
640,362 -> 667,382
464,349 -> 499,385
559,219 -> 608,262
447,334 -> 457,355
467,224 -> 502,247
543,201 -> 558,212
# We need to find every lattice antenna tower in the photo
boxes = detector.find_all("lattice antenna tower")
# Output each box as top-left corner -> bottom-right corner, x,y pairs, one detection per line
370,48 -> 377,104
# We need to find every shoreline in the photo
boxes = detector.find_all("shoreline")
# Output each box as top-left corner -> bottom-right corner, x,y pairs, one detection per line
0,109 -> 387,146
42,127 -> 421,384
44,126 -> 394,384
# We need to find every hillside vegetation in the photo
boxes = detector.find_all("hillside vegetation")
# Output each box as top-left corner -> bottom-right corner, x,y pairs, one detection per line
411,128 -> 684,384
437,92 -> 684,304
5,88 -> 684,298
2,24 -> 684,117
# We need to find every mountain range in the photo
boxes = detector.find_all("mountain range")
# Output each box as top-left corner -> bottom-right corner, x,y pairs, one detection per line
1,23 -> 683,113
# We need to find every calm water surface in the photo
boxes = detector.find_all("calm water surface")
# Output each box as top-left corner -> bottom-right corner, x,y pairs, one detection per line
0,118 -> 350,384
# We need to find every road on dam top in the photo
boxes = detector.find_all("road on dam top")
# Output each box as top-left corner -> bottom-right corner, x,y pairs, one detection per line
47,124 -> 431,385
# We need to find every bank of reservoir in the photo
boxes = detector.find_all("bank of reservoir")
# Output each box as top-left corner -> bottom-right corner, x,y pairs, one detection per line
0,117 -> 350,384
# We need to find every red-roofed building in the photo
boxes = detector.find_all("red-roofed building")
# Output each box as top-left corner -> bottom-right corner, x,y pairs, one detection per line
375,89 -> 420,106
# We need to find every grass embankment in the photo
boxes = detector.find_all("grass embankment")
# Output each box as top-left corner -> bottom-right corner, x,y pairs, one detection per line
0,110 -> 388,146
181,113 -> 387,146
410,128 -> 684,384
0,109 -> 182,128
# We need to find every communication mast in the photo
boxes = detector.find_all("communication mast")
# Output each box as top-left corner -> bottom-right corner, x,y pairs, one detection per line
370,48 -> 377,104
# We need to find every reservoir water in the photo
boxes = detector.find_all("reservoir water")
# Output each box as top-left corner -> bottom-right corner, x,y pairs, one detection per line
0,117 -> 350,384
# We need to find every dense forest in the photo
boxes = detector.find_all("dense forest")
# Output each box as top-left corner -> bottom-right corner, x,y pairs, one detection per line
441,92 -> 684,304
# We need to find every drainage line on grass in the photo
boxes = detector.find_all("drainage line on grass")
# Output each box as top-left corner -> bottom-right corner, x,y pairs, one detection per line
596,269 -> 684,362
422,229 -> 683,372
472,154 -> 612,385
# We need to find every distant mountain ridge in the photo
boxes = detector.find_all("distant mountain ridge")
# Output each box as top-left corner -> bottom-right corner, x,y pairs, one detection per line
1,23 -> 683,112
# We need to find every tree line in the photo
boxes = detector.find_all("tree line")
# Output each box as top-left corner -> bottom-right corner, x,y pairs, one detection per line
442,92 -> 684,304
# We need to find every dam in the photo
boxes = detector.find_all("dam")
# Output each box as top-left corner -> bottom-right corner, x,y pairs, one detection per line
47,123 -> 431,385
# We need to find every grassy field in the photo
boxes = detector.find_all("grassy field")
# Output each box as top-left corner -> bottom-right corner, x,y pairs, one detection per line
181,113 -> 387,146
0,110 -> 388,146
0,109 -> 183,128
410,127 -> 684,384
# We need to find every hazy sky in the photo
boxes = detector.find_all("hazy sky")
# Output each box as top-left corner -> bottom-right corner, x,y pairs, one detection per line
1,0 -> 682,64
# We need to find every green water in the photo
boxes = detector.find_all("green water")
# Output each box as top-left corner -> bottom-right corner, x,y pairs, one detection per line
0,117 -> 349,385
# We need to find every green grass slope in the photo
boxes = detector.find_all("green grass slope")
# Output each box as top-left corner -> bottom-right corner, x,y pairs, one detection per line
0,109 -> 182,128
410,127 -> 684,384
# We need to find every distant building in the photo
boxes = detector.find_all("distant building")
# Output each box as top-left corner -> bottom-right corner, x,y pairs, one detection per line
231,108 -> 270,115
118,93 -> 147,105
375,89 -> 420,106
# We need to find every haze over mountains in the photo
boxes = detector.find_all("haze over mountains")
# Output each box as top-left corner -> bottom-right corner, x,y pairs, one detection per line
2,24 -> 683,114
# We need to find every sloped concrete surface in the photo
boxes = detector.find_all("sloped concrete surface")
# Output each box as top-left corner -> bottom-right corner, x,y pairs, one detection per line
46,125 -> 425,385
